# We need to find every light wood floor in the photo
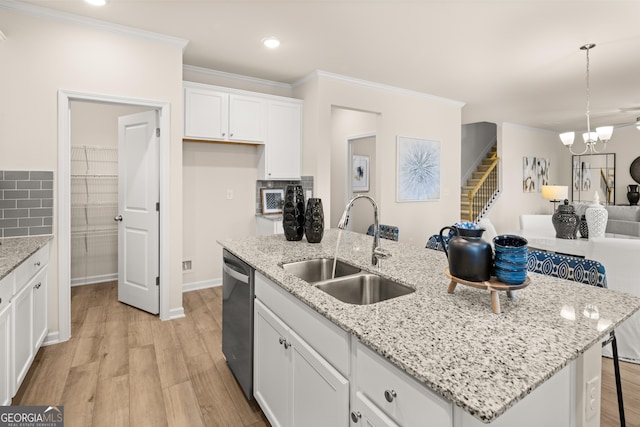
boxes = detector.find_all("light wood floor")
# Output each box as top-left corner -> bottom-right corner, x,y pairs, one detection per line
13,282 -> 640,427
13,281 -> 269,427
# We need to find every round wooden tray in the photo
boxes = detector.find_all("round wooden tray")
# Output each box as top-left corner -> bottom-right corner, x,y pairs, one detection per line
445,268 -> 531,314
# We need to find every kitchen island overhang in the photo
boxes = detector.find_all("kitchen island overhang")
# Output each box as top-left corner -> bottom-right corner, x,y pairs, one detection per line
219,229 -> 640,424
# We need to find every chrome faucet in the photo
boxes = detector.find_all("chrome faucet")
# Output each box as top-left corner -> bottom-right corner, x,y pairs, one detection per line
338,195 -> 391,267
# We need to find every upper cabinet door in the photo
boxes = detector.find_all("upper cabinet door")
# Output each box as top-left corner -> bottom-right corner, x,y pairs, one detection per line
264,101 -> 302,180
229,94 -> 266,143
184,87 -> 229,140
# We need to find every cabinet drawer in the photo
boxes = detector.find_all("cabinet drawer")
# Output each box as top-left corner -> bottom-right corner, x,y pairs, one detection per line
14,244 -> 49,295
255,272 -> 350,376
356,341 -> 452,427
0,273 -> 13,313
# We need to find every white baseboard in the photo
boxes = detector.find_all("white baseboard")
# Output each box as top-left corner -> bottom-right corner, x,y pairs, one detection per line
182,278 -> 222,292
71,273 -> 118,287
168,306 -> 185,320
43,330 -> 60,346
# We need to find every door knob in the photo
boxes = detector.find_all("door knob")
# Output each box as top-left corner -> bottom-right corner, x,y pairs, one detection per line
114,215 -> 123,222
384,389 -> 397,402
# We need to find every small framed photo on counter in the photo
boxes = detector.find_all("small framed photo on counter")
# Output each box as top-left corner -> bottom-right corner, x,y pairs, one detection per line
261,188 -> 284,214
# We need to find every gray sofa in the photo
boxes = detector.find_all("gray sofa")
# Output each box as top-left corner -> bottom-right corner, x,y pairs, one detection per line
574,202 -> 640,237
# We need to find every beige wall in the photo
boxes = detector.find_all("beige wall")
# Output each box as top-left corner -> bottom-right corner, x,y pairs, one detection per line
0,8 -> 184,334
182,142 -> 258,284
486,124 -> 568,234
329,107 -> 379,230
350,136 -> 377,234
295,75 -> 463,247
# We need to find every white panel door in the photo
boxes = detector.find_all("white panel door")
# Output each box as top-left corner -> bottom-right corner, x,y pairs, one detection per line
117,111 -> 160,314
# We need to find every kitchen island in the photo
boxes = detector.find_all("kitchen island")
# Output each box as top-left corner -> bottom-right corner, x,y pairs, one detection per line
219,230 -> 640,426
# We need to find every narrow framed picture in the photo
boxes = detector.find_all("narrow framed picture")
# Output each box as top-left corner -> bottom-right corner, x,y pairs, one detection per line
396,136 -> 440,202
260,188 -> 284,214
352,155 -> 370,192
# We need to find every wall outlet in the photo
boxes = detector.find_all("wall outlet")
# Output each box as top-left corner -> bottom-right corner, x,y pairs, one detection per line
585,376 -> 600,420
182,260 -> 192,271
226,189 -> 233,200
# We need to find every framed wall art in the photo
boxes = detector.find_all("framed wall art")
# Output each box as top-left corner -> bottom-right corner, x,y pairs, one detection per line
396,136 -> 441,202
522,156 -> 550,193
352,155 -> 370,192
260,188 -> 284,214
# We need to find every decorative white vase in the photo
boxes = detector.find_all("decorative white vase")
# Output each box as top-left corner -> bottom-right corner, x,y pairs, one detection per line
585,193 -> 608,239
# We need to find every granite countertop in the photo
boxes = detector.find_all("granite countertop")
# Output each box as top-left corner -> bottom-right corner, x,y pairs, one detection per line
0,236 -> 53,281
219,229 -> 640,423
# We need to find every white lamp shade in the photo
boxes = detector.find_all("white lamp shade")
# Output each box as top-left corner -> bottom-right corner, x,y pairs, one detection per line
583,131 -> 598,143
596,126 -> 613,142
541,185 -> 568,201
559,132 -> 575,146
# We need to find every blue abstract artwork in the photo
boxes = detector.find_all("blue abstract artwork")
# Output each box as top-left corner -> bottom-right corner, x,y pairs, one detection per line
396,136 -> 441,201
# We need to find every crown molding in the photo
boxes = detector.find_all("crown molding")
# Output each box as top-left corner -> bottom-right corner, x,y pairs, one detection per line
183,65 -> 291,90
501,122 -> 558,134
294,70 -> 466,108
0,0 -> 189,50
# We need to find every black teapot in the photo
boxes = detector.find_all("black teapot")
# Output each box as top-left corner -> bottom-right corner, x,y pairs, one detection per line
439,224 -> 493,282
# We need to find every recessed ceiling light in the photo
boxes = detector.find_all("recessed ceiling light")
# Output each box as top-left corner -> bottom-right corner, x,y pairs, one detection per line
262,37 -> 280,49
85,0 -> 107,6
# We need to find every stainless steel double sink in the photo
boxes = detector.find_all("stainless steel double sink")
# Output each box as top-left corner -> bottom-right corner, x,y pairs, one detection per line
281,258 -> 414,305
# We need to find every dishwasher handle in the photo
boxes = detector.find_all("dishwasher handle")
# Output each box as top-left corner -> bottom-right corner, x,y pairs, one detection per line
223,263 -> 249,284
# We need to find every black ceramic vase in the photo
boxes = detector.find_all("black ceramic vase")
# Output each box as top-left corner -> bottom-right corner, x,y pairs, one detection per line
627,184 -> 640,205
552,200 -> 579,239
304,198 -> 324,243
439,226 -> 492,282
283,185 -> 305,241
578,215 -> 589,239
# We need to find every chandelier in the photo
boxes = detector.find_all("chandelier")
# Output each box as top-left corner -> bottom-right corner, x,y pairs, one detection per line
559,44 -> 613,155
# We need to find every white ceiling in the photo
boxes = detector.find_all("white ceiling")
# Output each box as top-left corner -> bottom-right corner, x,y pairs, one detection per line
21,0 -> 640,132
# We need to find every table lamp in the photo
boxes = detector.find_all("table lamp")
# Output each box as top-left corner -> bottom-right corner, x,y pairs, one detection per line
542,185 -> 569,211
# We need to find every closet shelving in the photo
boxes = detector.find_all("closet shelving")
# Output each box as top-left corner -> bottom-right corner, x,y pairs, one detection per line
70,145 -> 118,284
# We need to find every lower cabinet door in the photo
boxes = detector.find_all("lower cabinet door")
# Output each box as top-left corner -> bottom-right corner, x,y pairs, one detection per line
11,281 -> 33,397
352,392 -> 399,427
0,305 -> 11,405
254,300 -> 290,427
32,268 -> 48,352
290,328 -> 349,427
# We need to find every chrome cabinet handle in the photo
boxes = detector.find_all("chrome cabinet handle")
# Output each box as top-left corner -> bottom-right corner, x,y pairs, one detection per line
114,215 -> 123,222
283,340 -> 290,349
34,282 -> 41,290
350,411 -> 362,423
34,261 -> 41,267
221,132 -> 226,137
230,132 -> 234,137
384,389 -> 397,402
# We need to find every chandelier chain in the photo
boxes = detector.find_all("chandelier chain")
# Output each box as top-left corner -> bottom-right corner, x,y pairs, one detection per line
585,45 -> 591,136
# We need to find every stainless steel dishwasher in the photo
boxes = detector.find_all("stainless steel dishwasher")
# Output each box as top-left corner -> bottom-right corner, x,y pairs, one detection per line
221,249 -> 255,400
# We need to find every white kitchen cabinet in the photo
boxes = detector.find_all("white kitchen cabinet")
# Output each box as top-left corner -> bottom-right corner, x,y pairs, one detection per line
255,216 -> 284,235
184,85 -> 265,143
255,299 -> 349,427
5,242 -> 50,402
31,268 -> 48,353
354,340 -> 453,427
0,304 -> 11,406
351,391 -> 399,427
258,100 -> 302,180
11,276 -> 34,396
